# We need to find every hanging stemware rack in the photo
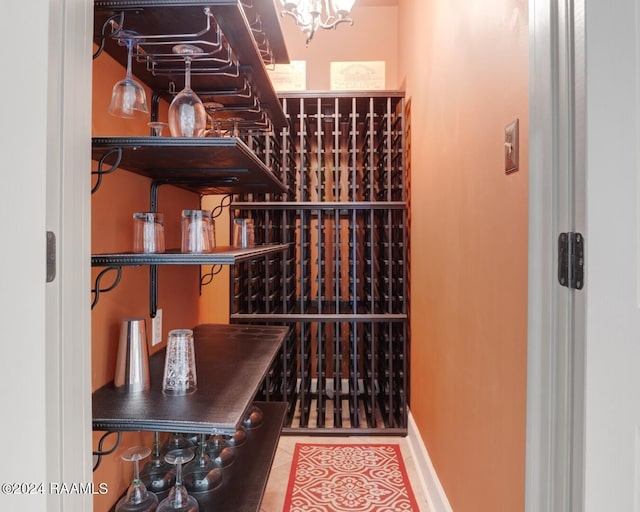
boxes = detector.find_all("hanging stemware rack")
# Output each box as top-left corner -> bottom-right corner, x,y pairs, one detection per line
93,0 -> 289,130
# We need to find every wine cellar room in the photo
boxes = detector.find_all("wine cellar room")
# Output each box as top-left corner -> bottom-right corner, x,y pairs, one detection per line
89,0 -> 529,511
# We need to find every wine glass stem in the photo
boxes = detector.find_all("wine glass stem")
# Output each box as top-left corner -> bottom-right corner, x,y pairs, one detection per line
126,39 -> 134,79
132,459 -> 140,482
153,431 -> 160,458
184,57 -> 192,90
175,461 -> 183,486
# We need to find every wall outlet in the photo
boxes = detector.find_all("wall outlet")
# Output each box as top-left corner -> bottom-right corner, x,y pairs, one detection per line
152,308 -> 163,346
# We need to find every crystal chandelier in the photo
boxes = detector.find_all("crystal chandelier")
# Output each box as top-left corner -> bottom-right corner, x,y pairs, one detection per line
280,0 -> 356,45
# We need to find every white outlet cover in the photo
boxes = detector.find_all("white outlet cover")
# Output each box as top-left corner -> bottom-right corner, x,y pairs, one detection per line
152,308 -> 163,346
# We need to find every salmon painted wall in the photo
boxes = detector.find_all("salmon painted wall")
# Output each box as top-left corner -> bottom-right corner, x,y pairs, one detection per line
397,0 -> 529,510
91,48 -> 200,511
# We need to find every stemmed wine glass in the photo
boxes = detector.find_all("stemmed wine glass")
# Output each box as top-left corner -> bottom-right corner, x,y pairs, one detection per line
148,122 -> 169,137
206,435 -> 236,468
160,433 -> 194,455
229,117 -> 243,139
115,446 -> 159,511
108,33 -> 149,119
168,45 -> 207,137
183,434 -> 223,493
157,449 -> 199,512
202,102 -> 223,137
140,432 -> 176,494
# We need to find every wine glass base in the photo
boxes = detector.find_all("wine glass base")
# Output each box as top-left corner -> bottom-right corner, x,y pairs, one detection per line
157,495 -> 199,512
172,44 -> 204,56
115,493 -> 159,512
140,467 -> 176,494
183,467 -> 223,493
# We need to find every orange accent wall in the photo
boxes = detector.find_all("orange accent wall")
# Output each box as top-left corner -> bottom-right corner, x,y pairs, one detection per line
91,47 -> 200,511
397,0 -> 529,510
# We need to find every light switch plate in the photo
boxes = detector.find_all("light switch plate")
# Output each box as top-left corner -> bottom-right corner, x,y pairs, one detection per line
152,308 -> 163,346
505,119 -> 519,174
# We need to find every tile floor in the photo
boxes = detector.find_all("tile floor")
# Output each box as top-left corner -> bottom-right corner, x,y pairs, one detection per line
260,435 -> 432,512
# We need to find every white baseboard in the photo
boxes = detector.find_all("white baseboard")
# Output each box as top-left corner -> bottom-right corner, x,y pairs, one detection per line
407,410 -> 453,512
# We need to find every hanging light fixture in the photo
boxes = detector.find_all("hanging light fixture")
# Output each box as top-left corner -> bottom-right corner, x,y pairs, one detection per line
280,0 -> 356,45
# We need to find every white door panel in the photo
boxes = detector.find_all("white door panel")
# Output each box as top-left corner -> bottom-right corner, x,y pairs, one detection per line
583,0 -> 640,509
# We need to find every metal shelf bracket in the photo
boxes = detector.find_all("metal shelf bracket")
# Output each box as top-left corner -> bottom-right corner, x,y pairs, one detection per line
91,266 -> 123,309
92,147 -> 123,194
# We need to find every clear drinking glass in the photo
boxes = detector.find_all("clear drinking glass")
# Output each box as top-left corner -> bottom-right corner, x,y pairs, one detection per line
168,45 -> 207,138
162,329 -> 197,395
108,35 -> 149,119
157,449 -> 199,512
133,212 -> 165,253
232,218 -> 255,248
115,446 -> 159,511
181,210 -> 215,253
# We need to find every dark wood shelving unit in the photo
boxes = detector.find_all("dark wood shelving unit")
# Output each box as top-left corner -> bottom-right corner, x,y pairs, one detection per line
91,2 -> 292,509
92,137 -> 288,195
93,324 -> 287,434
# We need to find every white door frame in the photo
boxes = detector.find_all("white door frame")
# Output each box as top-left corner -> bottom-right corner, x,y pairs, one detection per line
46,0 -> 93,509
526,0 -> 586,510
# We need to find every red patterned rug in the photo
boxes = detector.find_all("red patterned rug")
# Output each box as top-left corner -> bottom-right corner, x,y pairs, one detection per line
283,444 -> 420,512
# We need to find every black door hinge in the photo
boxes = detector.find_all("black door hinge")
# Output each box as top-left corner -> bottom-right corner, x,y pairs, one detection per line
558,232 -> 584,290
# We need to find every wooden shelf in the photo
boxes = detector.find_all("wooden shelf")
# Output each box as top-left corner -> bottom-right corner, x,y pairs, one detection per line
92,244 -> 290,267
92,137 -> 288,194
92,324 -> 287,434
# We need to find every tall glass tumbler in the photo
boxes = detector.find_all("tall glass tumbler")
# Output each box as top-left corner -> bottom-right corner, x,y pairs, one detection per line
162,329 -> 197,395
133,212 -> 165,253
181,210 -> 215,253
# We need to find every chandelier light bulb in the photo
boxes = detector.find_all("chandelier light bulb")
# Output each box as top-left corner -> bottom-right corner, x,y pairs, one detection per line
332,0 -> 355,18
309,0 -> 323,17
281,0 -> 301,12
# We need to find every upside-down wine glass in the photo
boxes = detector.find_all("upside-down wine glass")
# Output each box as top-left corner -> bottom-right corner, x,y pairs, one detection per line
148,122 -> 169,137
140,432 -> 176,494
228,117 -> 243,138
202,102 -> 223,137
160,433 -> 194,455
108,34 -> 149,119
183,434 -> 223,493
157,449 -> 199,512
115,446 -> 159,511
168,45 -> 207,137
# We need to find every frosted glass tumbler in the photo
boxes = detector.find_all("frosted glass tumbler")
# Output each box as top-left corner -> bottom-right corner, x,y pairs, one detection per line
181,210 -> 215,253
162,329 -> 197,395
133,212 -> 165,253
